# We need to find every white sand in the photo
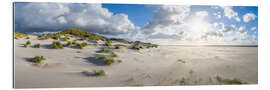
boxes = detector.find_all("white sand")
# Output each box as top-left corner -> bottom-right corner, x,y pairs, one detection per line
14,36 -> 258,88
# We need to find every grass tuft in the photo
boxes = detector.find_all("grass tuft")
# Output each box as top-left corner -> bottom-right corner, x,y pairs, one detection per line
52,41 -> 63,49
32,56 -> 46,64
215,76 -> 248,84
26,40 -> 31,45
34,43 -> 41,48
67,41 -> 72,46
177,59 -> 186,63
93,70 -> 106,76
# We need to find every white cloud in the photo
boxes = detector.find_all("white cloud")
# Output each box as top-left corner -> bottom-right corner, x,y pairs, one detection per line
15,3 -> 138,35
213,12 -> 222,19
239,26 -> 247,33
140,5 -> 190,39
195,11 -> 208,17
243,13 -> 256,23
251,27 -> 257,31
221,6 -> 241,22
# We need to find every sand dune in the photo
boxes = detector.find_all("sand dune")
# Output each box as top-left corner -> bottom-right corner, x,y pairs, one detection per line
14,36 -> 258,88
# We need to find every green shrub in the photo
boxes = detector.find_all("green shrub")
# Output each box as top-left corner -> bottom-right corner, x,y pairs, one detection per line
222,78 -> 248,84
52,34 -> 60,40
59,28 -> 109,41
52,41 -> 63,49
104,42 -> 112,46
104,58 -> 115,65
96,55 -> 115,65
67,41 -> 72,46
215,76 -> 248,84
23,44 -> 28,48
32,56 -> 46,64
15,32 -> 27,38
115,46 -> 120,49
93,70 -> 106,76
128,76 -> 134,81
81,42 -> 88,47
72,40 -> 77,45
63,36 -> 70,41
34,43 -> 41,48
131,44 -> 141,50
26,40 -> 31,45
117,60 -> 122,63
111,52 -> 118,57
177,59 -> 186,63
77,43 -> 84,49
129,84 -> 144,86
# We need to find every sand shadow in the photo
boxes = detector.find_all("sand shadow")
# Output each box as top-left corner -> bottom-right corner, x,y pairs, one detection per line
95,49 -> 104,53
83,56 -> 106,66
24,57 -> 34,63
42,44 -> 55,49
68,45 -> 80,49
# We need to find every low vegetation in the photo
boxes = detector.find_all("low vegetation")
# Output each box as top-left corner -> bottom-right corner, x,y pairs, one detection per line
26,40 -> 31,45
104,42 -> 112,47
67,41 -> 72,46
52,41 -> 63,49
95,55 -> 115,65
76,42 -> 88,49
59,28 -> 109,41
115,46 -> 120,49
177,59 -> 186,63
130,41 -> 158,50
215,76 -> 248,84
63,36 -> 70,41
32,56 -> 46,64
93,70 -> 106,76
15,32 -> 28,39
23,40 -> 31,48
34,43 -> 41,48
117,60 -> 122,63
129,84 -> 144,86
128,76 -> 134,81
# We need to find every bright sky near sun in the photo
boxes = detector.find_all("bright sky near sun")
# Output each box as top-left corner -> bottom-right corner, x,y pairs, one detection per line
14,2 -> 258,45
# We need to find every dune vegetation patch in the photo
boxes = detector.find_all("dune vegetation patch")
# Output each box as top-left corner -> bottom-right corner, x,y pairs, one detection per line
15,32 -> 28,39
95,55 -> 115,66
93,70 -> 106,76
23,40 -> 31,48
66,41 -> 72,46
129,83 -> 144,87
215,76 -> 248,84
52,41 -> 63,49
34,43 -> 41,48
177,59 -> 186,63
31,56 -> 46,65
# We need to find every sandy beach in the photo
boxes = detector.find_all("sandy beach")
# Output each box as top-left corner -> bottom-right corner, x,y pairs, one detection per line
14,36 -> 258,88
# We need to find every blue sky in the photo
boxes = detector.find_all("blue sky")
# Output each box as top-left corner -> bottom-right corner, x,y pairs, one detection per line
14,2 -> 258,45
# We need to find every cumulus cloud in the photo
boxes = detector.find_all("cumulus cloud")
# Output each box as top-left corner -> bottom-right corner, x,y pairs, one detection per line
213,12 -> 222,19
195,11 -> 208,17
14,3 -> 139,35
221,6 -> 241,22
238,26 -> 247,34
243,13 -> 256,23
137,5 -> 190,41
251,27 -> 257,31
